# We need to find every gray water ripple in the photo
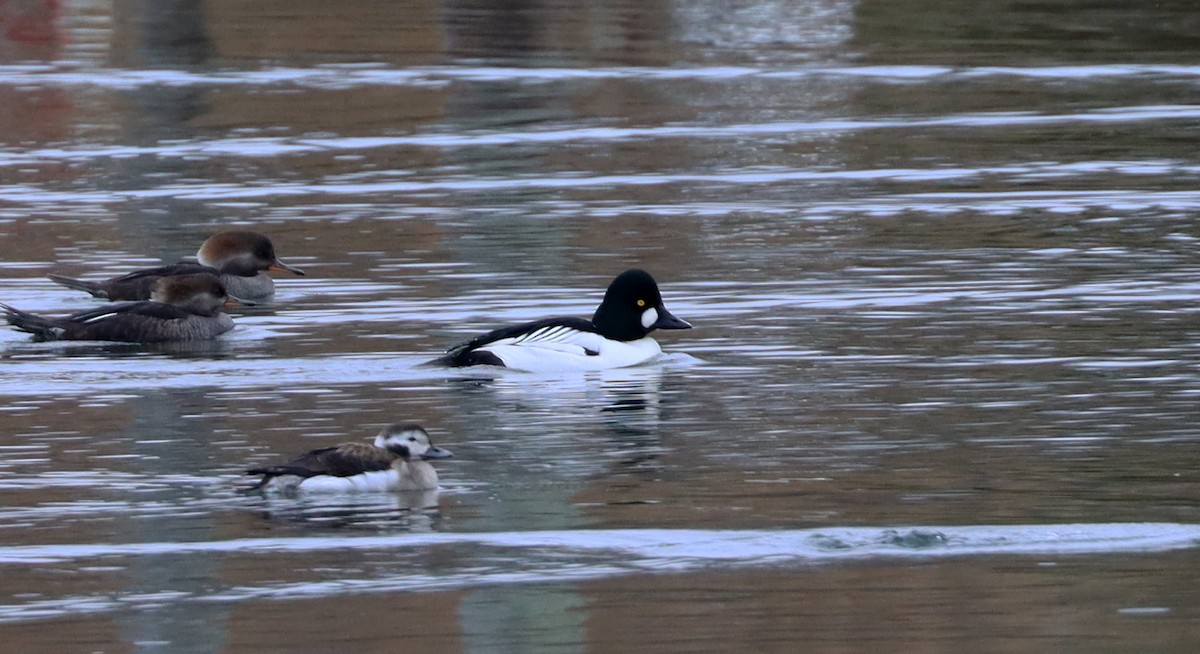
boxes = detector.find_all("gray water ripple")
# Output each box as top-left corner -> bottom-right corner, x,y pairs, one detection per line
1,163 -> 1197,207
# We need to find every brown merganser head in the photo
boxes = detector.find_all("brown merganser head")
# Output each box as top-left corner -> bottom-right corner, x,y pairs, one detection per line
196,231 -> 305,277
150,273 -> 251,316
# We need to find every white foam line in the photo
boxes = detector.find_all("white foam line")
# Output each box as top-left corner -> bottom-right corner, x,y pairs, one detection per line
1,105 -> 1199,167
1,64 -> 1200,90
1,523 -> 1196,564
3,162 -> 1200,205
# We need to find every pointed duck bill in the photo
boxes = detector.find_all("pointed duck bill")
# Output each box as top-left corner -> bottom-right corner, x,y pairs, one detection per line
651,306 -> 692,330
420,446 -> 454,460
268,259 -> 305,276
224,294 -> 256,308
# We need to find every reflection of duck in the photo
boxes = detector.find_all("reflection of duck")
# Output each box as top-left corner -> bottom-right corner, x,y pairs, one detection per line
493,366 -> 665,418
2,273 -> 245,343
246,424 -> 453,493
444,366 -> 668,480
432,269 -> 691,372
257,491 -> 444,529
48,231 -> 304,301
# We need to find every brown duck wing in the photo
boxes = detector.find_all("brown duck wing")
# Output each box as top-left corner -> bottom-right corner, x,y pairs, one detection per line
59,302 -> 197,343
287,443 -> 394,477
106,263 -> 220,301
247,443 -> 395,482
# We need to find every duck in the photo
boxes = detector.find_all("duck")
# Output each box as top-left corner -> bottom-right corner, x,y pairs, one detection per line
431,269 -> 691,372
1,272 -> 246,343
47,231 -> 304,301
245,424 -> 453,493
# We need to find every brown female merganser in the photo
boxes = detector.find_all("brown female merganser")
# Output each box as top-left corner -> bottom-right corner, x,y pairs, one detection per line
48,231 -> 304,301
2,273 -> 246,343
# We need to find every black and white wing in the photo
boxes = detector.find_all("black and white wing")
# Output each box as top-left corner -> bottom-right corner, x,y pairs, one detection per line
435,317 -> 606,367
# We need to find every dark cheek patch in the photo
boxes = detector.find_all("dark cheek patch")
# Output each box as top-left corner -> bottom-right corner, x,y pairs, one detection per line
584,348 -> 599,356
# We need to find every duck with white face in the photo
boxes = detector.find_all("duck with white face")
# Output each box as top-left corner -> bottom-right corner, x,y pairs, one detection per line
1,272 -> 246,343
431,269 -> 692,372
47,231 -> 305,301
246,424 -> 454,494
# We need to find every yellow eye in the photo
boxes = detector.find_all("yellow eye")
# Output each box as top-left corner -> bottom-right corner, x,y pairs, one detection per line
636,299 -> 646,307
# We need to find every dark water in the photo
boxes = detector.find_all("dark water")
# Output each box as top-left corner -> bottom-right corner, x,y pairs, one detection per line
2,0 -> 1200,651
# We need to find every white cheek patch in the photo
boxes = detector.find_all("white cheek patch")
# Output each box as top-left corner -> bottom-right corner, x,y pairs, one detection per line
640,307 -> 658,329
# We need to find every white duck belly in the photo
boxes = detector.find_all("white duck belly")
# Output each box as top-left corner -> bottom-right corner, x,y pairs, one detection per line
296,470 -> 401,493
291,461 -> 440,494
480,336 -> 663,372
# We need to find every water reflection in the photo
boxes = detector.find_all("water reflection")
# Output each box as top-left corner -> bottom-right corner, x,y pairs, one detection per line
445,365 -> 669,418
0,338 -> 238,358
460,585 -> 586,654
441,366 -> 672,477
254,491 -> 443,529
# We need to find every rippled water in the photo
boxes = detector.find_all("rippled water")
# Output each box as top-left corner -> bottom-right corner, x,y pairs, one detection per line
2,1 -> 1200,652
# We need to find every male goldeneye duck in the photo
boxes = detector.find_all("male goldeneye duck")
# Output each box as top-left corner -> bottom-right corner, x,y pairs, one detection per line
1,273 -> 246,343
245,424 -> 454,494
48,231 -> 305,301
432,269 -> 692,372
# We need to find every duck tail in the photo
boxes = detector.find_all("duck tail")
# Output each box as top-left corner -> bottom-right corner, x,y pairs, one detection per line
244,466 -> 311,491
0,303 -> 63,341
425,345 -> 466,367
47,274 -> 109,299
244,467 -> 279,491
426,342 -> 505,367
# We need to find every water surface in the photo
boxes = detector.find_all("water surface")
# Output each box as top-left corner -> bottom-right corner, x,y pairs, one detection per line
2,1 -> 1200,652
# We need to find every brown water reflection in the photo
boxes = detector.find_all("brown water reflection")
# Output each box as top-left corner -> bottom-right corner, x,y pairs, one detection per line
11,551 -> 1194,654
3,0 -> 1200,652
